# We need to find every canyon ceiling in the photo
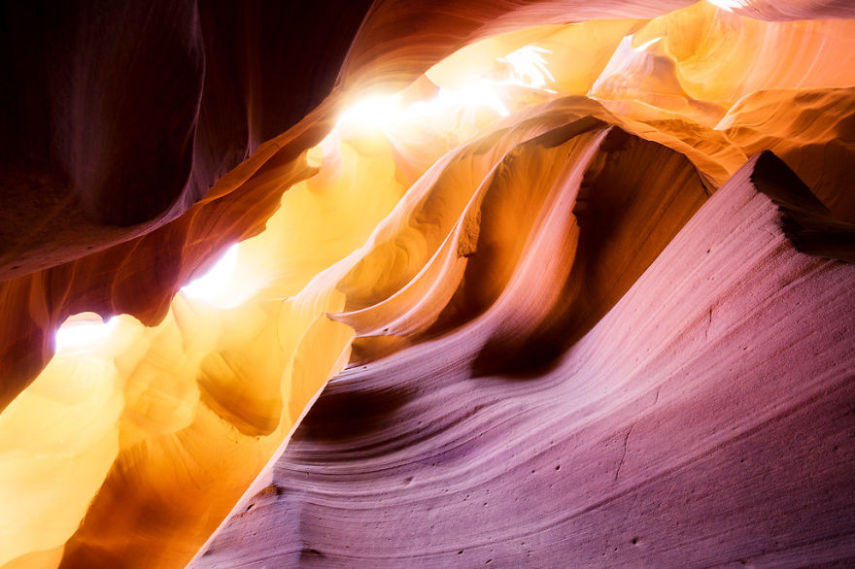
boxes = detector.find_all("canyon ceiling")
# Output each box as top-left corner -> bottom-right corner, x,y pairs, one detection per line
1,1 -> 854,568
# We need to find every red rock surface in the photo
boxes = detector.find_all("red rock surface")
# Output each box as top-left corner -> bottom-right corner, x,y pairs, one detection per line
1,1 -> 854,568
192,152 -> 855,568
0,0 -> 375,408
0,0 -> 698,411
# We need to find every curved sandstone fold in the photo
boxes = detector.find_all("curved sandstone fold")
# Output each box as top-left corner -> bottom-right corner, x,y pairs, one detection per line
0,0 -> 714,412
1,1 -> 854,568
720,87 -> 855,222
749,151 -> 855,263
191,153 -> 855,568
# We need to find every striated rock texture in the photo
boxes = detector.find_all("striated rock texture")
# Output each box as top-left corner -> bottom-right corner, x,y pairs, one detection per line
192,152 -> 855,568
0,0 -> 701,410
1,1 -> 854,568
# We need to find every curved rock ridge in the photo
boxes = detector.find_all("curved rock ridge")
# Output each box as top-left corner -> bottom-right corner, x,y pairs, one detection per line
5,0 -> 855,411
707,0 -> 855,20
1,2 -> 854,568
333,112 -> 712,366
0,0 -> 705,411
720,87 -> 855,222
192,152 -> 855,568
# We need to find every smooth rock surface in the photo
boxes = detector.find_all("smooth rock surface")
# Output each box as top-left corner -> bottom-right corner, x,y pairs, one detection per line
1,2 -> 854,568
192,153 -> 855,568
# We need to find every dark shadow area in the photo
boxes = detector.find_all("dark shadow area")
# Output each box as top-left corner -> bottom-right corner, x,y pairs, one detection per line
471,128 -> 710,378
752,151 -> 855,264
293,383 -> 415,442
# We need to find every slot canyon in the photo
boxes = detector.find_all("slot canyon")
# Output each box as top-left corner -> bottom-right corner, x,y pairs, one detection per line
1,0 -> 855,567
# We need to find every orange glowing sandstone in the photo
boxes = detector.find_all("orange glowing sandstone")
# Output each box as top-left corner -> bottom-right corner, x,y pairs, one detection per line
1,2 -> 854,568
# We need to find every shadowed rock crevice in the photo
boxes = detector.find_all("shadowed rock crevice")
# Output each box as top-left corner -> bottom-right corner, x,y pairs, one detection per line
3,2 -> 855,568
191,150 -> 855,569
750,151 -> 855,263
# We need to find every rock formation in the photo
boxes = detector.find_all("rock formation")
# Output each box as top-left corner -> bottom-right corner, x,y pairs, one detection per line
0,1 -> 853,568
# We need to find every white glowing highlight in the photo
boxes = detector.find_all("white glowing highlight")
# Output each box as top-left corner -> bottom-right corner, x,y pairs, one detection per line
634,36 -> 664,52
55,314 -> 118,353
705,0 -> 745,12
336,44 -> 555,133
499,45 -> 555,91
337,86 -> 509,133
453,83 -> 510,116
181,243 -> 240,306
337,95 -> 405,131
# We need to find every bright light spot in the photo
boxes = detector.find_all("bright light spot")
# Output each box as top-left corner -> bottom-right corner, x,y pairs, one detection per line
634,36 -> 664,52
337,94 -> 404,132
336,44 -> 555,135
306,145 -> 325,168
499,45 -> 556,91
181,244 -> 240,306
55,313 -> 118,353
705,0 -> 745,12
454,83 -> 510,116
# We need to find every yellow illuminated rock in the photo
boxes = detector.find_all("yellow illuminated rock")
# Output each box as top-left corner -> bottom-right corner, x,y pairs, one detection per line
2,2 -> 854,567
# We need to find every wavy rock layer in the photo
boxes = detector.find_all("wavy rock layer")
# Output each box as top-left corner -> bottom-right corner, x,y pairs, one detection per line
193,153 -> 855,568
1,1 -> 854,568
0,0 -> 700,411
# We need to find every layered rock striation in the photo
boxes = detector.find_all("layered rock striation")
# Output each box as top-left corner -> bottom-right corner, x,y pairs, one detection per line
1,1 -> 854,568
